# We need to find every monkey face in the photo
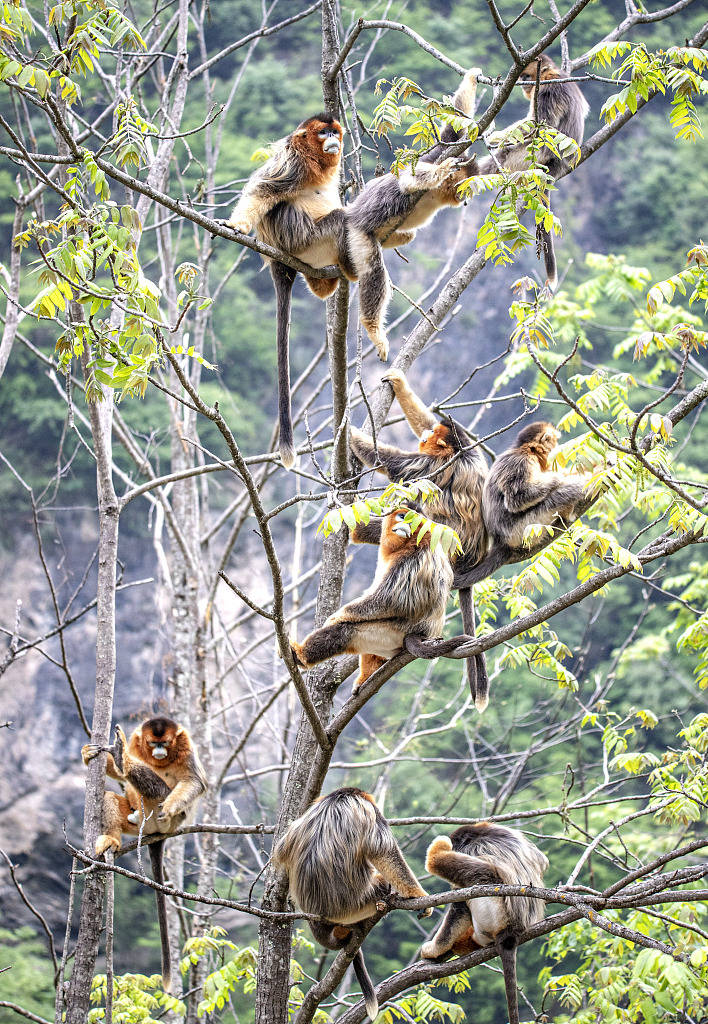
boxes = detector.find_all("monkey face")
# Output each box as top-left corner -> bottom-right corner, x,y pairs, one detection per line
419,423 -> 454,458
391,510 -> 413,539
293,116 -> 343,167
139,716 -> 180,764
521,54 -> 558,93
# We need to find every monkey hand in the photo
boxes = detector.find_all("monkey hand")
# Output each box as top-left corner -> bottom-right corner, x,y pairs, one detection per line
381,367 -> 407,391
111,725 -> 128,774
81,743 -> 102,765
418,905 -> 433,919
223,217 -> 252,235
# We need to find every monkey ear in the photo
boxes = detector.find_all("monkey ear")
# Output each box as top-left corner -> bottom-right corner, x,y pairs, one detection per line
437,438 -> 447,447
294,128 -> 308,136
175,726 -> 185,736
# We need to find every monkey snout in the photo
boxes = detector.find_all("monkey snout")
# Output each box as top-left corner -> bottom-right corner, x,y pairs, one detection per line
420,429 -> 433,443
392,523 -> 412,539
152,745 -> 168,759
323,137 -> 340,154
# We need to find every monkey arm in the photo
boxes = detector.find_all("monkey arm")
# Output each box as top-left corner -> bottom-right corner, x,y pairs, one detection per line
350,520 -> 383,546
426,69 -> 479,163
382,369 -> 437,436
81,744 -> 124,781
158,759 -> 207,821
368,844 -> 428,903
350,427 -> 431,482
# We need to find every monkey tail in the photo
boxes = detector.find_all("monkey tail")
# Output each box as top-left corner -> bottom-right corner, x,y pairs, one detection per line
148,839 -> 172,992
271,261 -> 297,469
352,949 -> 378,1020
452,544 -> 511,589
458,586 -> 489,712
499,935 -> 520,1024
538,224 -> 557,292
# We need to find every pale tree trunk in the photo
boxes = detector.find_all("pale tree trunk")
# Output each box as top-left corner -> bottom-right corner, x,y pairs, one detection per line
64,336 -> 119,1024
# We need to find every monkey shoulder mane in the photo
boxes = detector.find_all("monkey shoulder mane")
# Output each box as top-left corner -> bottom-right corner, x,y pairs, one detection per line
274,791 -> 388,921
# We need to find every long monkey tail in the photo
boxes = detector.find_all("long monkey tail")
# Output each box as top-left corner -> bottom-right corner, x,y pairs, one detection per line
270,261 -> 298,469
352,949 -> 379,1020
500,936 -> 520,1024
537,224 -> 557,291
148,839 -> 172,992
458,586 -> 489,712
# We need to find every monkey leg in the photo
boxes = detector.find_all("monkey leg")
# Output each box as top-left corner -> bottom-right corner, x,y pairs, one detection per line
305,274 -> 339,299
350,232 -> 390,361
421,901 -> 474,960
353,654 -> 387,690
95,792 -> 139,856
292,620 -> 358,668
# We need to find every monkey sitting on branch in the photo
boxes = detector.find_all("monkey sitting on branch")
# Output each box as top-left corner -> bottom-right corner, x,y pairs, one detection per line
225,71 -> 479,469
273,787 -> 431,1020
82,716 -> 207,990
478,53 -> 589,289
349,368 -> 491,710
422,822 -> 548,1024
225,113 -> 390,468
291,507 -> 453,690
453,421 -> 592,589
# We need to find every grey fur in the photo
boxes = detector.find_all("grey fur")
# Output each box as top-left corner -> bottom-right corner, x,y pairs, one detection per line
423,823 -> 548,1024
477,56 -> 589,288
453,422 -> 588,588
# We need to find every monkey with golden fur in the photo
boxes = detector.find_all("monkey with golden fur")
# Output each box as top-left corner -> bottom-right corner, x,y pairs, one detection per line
478,53 -> 589,289
225,113 -> 390,468
82,716 -> 207,990
453,421 -> 591,588
291,507 -> 453,690
273,787 -> 431,1020
422,823 -> 548,1024
349,368 -> 491,709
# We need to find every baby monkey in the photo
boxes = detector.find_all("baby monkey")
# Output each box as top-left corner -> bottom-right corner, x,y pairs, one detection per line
82,716 -> 207,989
454,421 -> 591,588
273,787 -> 430,1020
422,823 -> 548,1024
291,507 -> 453,689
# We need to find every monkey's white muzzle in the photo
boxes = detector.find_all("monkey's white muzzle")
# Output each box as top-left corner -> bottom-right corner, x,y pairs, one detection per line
420,429 -> 433,443
152,746 -> 168,759
392,522 -> 412,538
323,137 -> 340,154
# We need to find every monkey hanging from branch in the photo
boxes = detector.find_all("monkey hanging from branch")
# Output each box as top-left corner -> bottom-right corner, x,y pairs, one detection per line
273,787 -> 431,1020
349,368 -> 491,710
421,822 -> 548,1024
291,507 -> 453,690
82,716 -> 207,990
478,53 -> 589,289
225,70 -> 479,468
452,421 -> 593,589
345,69 -> 480,249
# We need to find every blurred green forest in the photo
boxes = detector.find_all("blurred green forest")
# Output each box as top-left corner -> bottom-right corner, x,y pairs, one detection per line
0,2 -> 706,1023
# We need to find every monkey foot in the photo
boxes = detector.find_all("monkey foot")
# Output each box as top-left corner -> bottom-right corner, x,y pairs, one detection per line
95,835 -> 121,857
